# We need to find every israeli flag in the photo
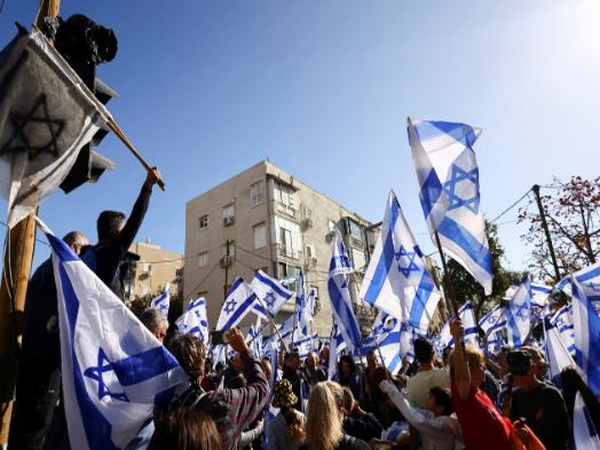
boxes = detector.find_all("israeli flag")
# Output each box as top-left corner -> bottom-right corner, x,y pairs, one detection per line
571,279 -> 600,396
531,283 -> 551,309
328,230 -> 362,352
574,392 -> 600,449
367,312 -> 403,374
478,304 -> 506,337
438,301 -> 479,349
558,262 -> 600,303
407,117 -> 493,295
328,321 -> 347,381
506,277 -> 533,347
250,270 -> 293,320
549,304 -> 576,355
175,297 -> 209,341
360,191 -> 442,331
248,319 -> 263,358
216,277 -> 257,331
296,334 -> 317,358
294,270 -> 309,338
39,221 -> 186,450
150,284 -> 170,316
544,317 -> 577,387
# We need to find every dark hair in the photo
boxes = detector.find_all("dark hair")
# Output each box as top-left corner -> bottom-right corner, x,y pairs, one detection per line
63,231 -> 87,247
148,407 -> 221,450
429,386 -> 453,415
338,354 -> 357,375
167,334 -> 207,381
97,210 -> 126,241
414,337 -> 434,364
341,386 -> 354,412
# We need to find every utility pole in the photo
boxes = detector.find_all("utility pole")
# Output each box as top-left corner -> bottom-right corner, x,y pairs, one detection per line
579,202 -> 596,264
532,184 -> 561,281
223,239 -> 231,301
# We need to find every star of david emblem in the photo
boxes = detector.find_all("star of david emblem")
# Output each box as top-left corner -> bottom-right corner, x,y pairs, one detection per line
394,245 -> 420,278
224,299 -> 237,315
587,282 -> 600,292
443,164 -> 480,213
382,318 -> 398,334
514,303 -> 530,320
0,94 -> 65,160
264,291 -> 276,308
83,348 -> 129,402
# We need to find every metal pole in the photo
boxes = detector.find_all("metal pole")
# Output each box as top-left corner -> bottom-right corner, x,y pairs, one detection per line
223,239 -> 230,302
532,185 -> 561,281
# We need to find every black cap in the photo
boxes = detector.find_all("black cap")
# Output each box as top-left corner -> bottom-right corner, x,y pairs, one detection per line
507,350 -> 532,375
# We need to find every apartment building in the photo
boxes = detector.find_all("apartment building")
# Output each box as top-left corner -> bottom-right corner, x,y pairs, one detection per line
184,160 -> 380,337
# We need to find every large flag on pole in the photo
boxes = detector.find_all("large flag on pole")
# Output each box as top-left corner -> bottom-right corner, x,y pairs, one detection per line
360,191 -> 442,331
571,279 -> 600,396
478,304 -> 506,337
505,277 -> 533,347
150,283 -> 170,316
0,31 -> 113,227
294,269 -> 309,338
250,270 -> 293,320
175,297 -> 209,341
216,278 -> 257,331
38,220 -> 186,450
407,117 -> 492,295
558,262 -> 600,303
328,230 -> 362,352
544,317 -> 577,387
574,391 -> 600,449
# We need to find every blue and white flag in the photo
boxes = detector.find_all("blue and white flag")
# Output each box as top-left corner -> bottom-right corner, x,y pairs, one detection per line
150,284 -> 170,317
40,221 -> 186,450
216,277 -> 257,331
558,262 -> 600,303
479,304 -> 506,337
549,304 -> 576,355
250,270 -> 293,320
294,270 -> 310,339
544,317 -> 577,387
175,297 -> 209,341
296,334 -> 317,359
248,318 -> 263,358
328,321 -> 346,381
571,279 -> 600,396
439,301 -> 479,349
407,117 -> 492,295
574,392 -> 600,449
531,283 -> 551,309
506,277 -> 533,347
360,191 -> 442,331
328,230 -> 362,352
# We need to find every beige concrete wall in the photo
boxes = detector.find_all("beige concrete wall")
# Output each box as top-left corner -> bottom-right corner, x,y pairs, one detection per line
127,242 -> 183,299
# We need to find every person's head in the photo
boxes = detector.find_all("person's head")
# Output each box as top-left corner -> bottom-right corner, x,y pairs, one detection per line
305,382 -> 345,450
97,210 -> 126,242
148,407 -> 221,450
338,354 -> 356,378
449,345 -> 486,387
507,349 -> 537,390
215,361 -> 225,377
285,350 -> 301,371
139,308 -> 168,343
167,334 -> 207,382
426,386 -> 453,416
366,351 -> 377,370
63,231 -> 88,255
306,352 -> 317,369
521,346 -> 549,379
320,345 -> 330,363
414,337 -> 435,365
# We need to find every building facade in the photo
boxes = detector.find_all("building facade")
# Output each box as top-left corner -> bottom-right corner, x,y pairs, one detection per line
184,160 -> 379,337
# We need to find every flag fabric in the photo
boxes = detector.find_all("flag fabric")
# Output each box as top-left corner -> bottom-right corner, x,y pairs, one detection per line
573,391 -> 600,449
216,277 -> 257,331
478,304 -> 506,337
506,277 -> 533,347
295,334 -> 317,359
250,270 -> 293,320
548,304 -> 576,355
328,321 -> 346,381
0,31 -> 113,227
531,283 -> 551,309
407,117 -> 492,295
558,262 -> 600,303
360,191 -> 442,331
175,297 -> 209,342
248,318 -> 263,358
39,220 -> 186,450
544,317 -> 577,387
438,301 -> 479,349
571,279 -> 600,396
150,284 -> 170,317
294,269 -> 310,339
328,230 -> 362,352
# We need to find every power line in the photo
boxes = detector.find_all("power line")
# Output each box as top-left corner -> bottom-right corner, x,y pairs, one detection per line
490,188 -> 532,224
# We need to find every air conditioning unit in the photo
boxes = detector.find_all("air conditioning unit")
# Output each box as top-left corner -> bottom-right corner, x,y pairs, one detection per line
307,257 -> 318,269
219,256 -> 233,268
223,216 -> 235,227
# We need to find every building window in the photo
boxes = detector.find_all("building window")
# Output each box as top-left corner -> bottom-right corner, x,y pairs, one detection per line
251,180 -> 265,207
347,219 -> 363,241
222,204 -> 235,223
254,223 -> 267,249
280,227 -> 293,257
199,215 -> 209,230
198,252 -> 209,267
278,263 -> 301,291
305,244 -> 315,258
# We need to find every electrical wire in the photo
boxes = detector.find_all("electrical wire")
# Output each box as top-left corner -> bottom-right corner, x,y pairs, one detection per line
490,188 -> 532,223
183,260 -> 220,299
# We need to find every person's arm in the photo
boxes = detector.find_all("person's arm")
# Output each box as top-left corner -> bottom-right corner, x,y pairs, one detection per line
379,380 -> 454,441
117,168 -> 162,253
238,419 -> 264,446
449,318 -> 471,400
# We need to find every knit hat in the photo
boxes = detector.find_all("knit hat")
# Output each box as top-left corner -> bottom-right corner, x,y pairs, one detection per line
272,379 -> 298,409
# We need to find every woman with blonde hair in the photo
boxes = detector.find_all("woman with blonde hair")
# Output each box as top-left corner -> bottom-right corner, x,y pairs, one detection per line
299,381 -> 369,450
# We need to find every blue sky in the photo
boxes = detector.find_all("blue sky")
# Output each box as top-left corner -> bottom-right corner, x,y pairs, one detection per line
1,0 -> 599,275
